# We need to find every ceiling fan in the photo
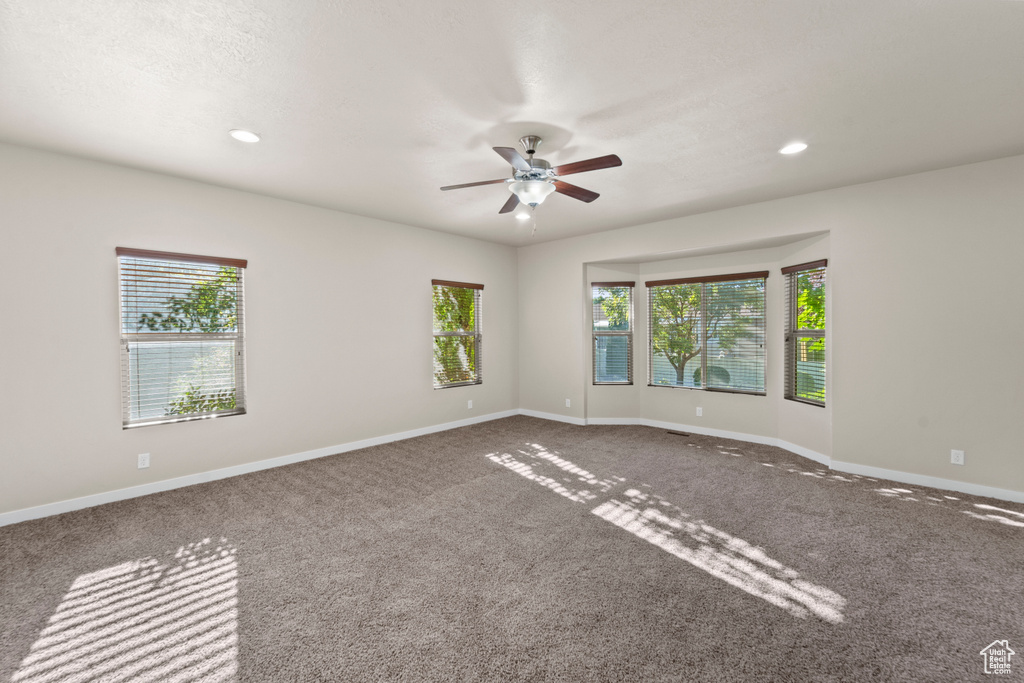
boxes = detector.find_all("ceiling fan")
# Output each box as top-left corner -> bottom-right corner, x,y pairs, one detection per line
441,135 -> 622,214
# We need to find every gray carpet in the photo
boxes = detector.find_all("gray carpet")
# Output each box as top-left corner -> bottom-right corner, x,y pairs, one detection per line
2,416 -> 1022,682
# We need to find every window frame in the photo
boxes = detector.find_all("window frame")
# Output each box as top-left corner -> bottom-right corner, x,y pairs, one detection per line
783,259 -> 827,407
432,279 -> 483,389
591,281 -> 635,385
646,271 -> 768,396
117,247 -> 247,429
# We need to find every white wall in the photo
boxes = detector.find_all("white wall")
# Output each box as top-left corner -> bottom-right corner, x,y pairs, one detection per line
4,144 -> 1022,515
0,143 -> 519,515
520,154 -> 1024,495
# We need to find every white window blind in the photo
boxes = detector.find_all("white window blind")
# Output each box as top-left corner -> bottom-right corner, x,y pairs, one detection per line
647,271 -> 768,394
592,282 -> 634,384
783,260 -> 826,406
117,248 -> 247,428
432,280 -> 482,388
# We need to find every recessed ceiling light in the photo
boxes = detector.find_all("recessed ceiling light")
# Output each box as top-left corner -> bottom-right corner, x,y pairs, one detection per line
515,211 -> 531,221
229,129 -> 260,143
779,142 -> 808,155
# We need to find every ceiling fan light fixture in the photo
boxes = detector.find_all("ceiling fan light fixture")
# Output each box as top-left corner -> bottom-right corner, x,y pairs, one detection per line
229,129 -> 261,143
509,179 -> 556,206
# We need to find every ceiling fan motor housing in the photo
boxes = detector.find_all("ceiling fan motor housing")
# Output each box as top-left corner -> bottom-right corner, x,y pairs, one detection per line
515,157 -> 552,182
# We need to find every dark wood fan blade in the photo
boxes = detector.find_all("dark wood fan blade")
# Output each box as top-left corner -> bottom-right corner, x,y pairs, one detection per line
554,180 -> 599,203
552,154 -> 622,176
493,147 -> 531,172
498,193 -> 520,214
440,178 -> 508,191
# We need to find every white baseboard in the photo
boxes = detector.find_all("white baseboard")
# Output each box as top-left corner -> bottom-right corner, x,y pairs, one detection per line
586,416 -> 829,464
831,460 -> 1024,504
776,439 -> 832,467
5,409 -> 1021,526
0,410 -> 518,527
518,409 -> 587,426
583,417 -> 633,426
641,418 -> 782,448
584,415 -> 1020,503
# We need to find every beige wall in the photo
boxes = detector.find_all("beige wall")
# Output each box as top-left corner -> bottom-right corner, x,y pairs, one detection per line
520,154 -> 1024,494
0,143 -> 519,514
3,143 -> 1022,515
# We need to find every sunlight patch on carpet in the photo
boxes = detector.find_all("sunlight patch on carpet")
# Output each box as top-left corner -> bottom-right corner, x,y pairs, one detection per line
485,445 -> 847,624
487,446 -> 622,503
12,538 -> 238,683
963,505 -> 1024,528
873,490 -> 1024,526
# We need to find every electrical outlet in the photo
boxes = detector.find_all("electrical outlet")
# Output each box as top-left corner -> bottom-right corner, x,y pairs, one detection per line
696,407 -> 703,417
565,398 -> 571,408
950,449 -> 965,466
467,399 -> 473,410
138,453 -> 150,469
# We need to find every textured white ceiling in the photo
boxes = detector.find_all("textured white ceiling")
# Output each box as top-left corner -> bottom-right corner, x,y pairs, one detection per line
1,0 -> 1022,246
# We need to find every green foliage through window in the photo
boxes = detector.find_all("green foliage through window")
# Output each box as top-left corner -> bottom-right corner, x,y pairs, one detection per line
796,269 -> 825,330
786,263 -> 826,405
167,385 -> 237,415
593,285 -> 633,383
649,277 -> 766,392
139,267 -> 238,333
650,283 -> 703,386
594,288 -> 631,331
433,283 -> 481,387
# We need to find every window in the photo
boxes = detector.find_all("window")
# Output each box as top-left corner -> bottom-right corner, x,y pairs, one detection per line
783,260 -> 827,406
117,248 -> 247,428
432,280 -> 482,388
592,282 -> 634,384
647,271 -> 768,394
